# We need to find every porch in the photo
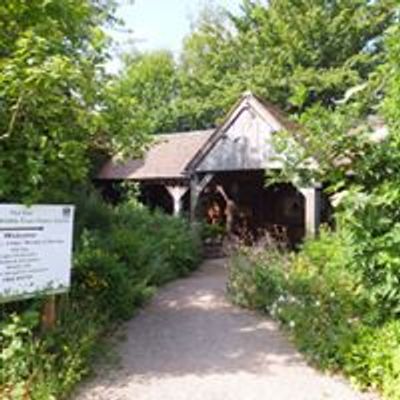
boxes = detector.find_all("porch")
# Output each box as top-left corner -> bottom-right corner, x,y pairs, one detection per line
134,170 -> 322,247
97,92 -> 326,246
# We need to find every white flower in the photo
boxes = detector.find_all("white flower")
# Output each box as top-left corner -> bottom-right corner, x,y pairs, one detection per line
270,309 -> 276,317
331,190 -> 349,208
315,300 -> 321,307
289,320 -> 296,329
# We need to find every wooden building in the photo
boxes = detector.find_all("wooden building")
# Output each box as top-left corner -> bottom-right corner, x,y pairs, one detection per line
98,92 -> 323,245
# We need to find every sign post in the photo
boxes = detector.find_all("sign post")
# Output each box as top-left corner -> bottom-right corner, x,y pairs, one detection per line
0,205 -> 74,321
41,295 -> 57,331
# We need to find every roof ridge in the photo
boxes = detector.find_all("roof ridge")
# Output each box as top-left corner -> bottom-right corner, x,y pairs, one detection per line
156,129 -> 214,137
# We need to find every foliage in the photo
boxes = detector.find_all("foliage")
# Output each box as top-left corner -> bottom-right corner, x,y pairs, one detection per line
0,311 -> 44,399
173,0 -> 395,129
0,196 -> 201,399
110,0 -> 394,133
232,0 -> 394,110
345,321 -> 400,397
100,51 -> 177,157
228,12 -> 400,400
0,0 -> 148,203
227,228 -> 400,399
201,223 -> 226,242
177,5 -> 243,129
228,247 -> 288,310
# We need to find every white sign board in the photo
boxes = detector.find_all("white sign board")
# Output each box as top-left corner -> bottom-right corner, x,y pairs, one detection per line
0,204 -> 74,302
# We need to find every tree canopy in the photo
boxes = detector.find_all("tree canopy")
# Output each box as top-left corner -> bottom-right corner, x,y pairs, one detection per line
0,0 -> 145,203
110,0 -> 395,133
104,51 -> 180,140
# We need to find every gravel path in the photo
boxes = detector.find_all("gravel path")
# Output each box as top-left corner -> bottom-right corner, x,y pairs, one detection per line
75,259 -> 377,400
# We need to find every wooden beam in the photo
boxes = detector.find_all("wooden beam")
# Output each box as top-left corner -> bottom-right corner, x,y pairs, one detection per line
166,185 -> 189,217
216,185 -> 236,235
190,173 -> 214,222
299,185 -> 322,237
190,176 -> 200,222
198,173 -> 214,193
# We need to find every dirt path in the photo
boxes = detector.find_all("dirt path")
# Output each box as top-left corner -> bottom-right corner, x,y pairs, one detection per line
76,259 -> 376,400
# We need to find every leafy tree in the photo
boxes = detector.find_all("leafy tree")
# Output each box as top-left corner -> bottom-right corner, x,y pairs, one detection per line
176,0 -> 395,129
103,50 -> 180,141
347,21 -> 400,317
0,0 -> 143,203
383,22 -> 400,131
233,0 -> 395,110
275,14 -> 400,319
177,6 -> 243,129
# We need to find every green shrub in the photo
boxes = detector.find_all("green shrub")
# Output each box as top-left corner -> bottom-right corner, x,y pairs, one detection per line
338,188 -> 400,322
73,190 -> 113,239
113,203 -> 201,281
0,303 -> 109,399
345,321 -> 400,399
201,223 -> 226,242
228,247 -> 289,310
0,311 -> 43,399
227,228 -> 400,399
73,231 -> 154,320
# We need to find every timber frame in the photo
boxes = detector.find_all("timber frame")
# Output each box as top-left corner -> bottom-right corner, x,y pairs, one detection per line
98,92 -> 324,241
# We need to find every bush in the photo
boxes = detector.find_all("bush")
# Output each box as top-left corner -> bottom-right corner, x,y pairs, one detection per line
73,190 -> 114,239
228,247 -> 289,310
0,311 -> 43,399
201,223 -> 226,243
0,196 -> 201,399
112,203 -> 201,281
227,228 -> 400,399
345,321 -> 400,399
73,231 -> 154,320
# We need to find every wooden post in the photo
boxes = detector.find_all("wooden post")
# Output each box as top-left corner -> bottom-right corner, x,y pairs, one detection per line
190,173 -> 214,222
216,185 -> 236,235
166,186 -> 188,217
299,186 -> 321,237
41,295 -> 57,332
190,175 -> 200,222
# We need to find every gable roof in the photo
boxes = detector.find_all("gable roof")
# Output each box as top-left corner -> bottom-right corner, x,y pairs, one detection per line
98,130 -> 214,181
185,92 -> 299,172
97,92 -> 300,181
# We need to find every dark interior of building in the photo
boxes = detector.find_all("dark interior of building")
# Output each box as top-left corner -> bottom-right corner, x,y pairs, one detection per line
197,171 -> 306,246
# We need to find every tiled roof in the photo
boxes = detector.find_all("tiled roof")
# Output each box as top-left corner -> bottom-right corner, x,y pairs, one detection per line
98,130 -> 214,181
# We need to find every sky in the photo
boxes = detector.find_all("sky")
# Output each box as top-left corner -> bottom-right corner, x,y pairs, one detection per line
107,0 -> 242,72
